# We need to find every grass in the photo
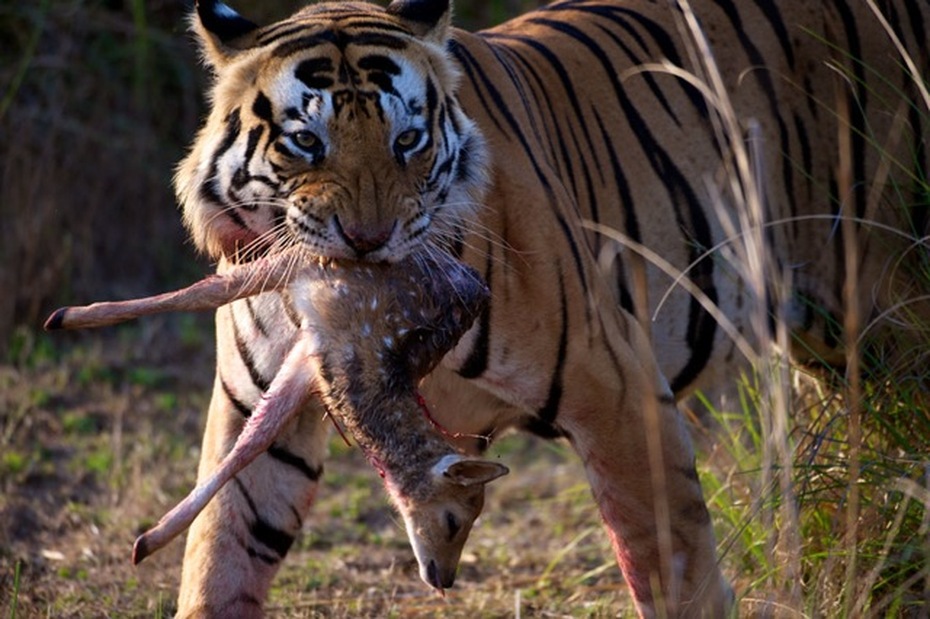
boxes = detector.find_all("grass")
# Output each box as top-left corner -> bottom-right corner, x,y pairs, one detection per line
696,369 -> 930,616
9,560 -> 21,619
664,1 -> 930,615
6,336 -> 925,617
1,0 -> 928,617
0,325 -> 631,617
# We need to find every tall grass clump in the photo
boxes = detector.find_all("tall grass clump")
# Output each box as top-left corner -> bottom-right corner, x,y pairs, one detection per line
595,0 -> 929,614
656,1 -> 930,616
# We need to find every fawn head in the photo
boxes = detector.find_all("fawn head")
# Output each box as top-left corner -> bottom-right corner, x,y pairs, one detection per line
392,454 -> 508,591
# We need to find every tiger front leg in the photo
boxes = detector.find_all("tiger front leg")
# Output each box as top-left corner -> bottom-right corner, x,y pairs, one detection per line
560,327 -> 733,618
176,385 -> 327,619
175,306 -> 328,619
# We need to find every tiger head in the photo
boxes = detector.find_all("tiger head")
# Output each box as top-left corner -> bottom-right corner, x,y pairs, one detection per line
176,0 -> 488,263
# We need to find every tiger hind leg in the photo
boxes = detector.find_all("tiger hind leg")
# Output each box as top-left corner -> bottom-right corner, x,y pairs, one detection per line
558,321 -> 733,617
564,396 -> 732,617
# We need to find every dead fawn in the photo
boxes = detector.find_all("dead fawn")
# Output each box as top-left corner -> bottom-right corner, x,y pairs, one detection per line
46,248 -> 508,591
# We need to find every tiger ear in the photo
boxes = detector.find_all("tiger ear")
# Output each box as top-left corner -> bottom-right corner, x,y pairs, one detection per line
386,0 -> 452,44
192,0 -> 260,69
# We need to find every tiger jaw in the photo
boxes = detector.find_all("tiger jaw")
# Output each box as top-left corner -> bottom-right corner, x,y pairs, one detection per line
285,201 -> 435,261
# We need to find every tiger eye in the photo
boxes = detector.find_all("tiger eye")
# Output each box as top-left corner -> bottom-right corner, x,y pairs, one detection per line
292,130 -> 320,151
395,129 -> 421,150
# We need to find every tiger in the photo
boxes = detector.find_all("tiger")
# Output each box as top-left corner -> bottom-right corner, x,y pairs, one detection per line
172,0 -> 929,616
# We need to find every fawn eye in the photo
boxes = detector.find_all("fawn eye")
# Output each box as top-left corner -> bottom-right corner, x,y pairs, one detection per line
445,512 -> 461,539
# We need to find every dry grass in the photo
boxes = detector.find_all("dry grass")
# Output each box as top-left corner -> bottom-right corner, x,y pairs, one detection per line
0,319 -> 633,618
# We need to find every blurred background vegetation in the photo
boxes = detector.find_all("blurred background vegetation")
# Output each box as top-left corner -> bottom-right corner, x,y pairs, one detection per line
0,0 -> 543,360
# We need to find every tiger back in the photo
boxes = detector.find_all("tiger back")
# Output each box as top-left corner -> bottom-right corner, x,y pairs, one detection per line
172,0 -> 929,617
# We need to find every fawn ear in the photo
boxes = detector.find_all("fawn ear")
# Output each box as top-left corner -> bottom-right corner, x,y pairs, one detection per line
435,456 -> 509,486
385,0 -> 452,44
193,0 -> 260,69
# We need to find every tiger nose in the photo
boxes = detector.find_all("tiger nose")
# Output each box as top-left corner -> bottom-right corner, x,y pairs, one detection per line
335,217 -> 394,256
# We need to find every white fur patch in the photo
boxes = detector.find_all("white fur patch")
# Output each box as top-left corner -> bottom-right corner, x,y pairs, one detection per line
271,71 -> 333,148
430,454 -> 462,478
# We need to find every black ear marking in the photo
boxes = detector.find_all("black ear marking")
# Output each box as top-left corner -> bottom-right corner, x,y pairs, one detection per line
196,0 -> 259,44
386,0 -> 450,30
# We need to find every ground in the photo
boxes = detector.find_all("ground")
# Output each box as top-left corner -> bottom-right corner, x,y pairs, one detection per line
4,290 -> 927,618
0,315 -> 636,618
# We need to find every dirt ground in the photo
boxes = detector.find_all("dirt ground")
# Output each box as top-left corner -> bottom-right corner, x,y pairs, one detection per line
0,315 -> 634,618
